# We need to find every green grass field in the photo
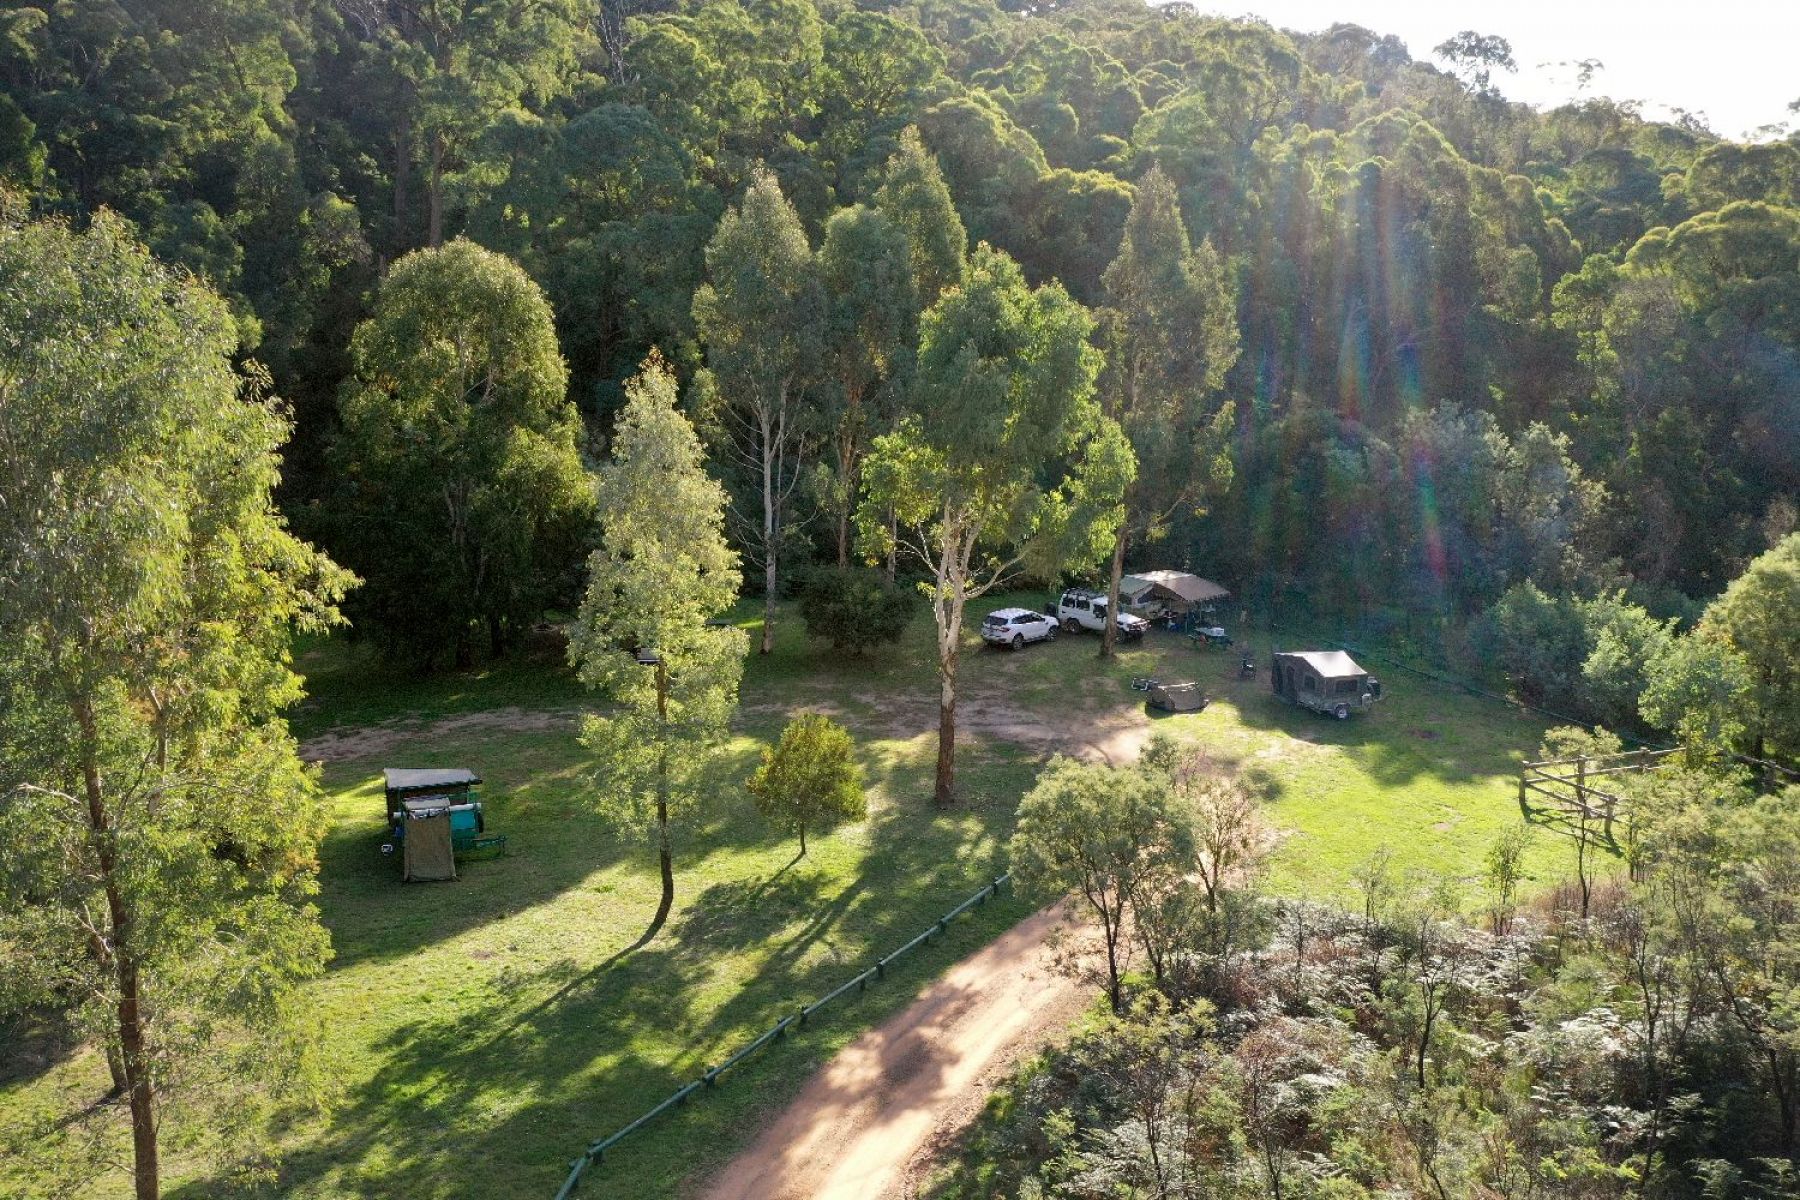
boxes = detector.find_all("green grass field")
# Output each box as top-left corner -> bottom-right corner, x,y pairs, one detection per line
0,595 -> 1587,1199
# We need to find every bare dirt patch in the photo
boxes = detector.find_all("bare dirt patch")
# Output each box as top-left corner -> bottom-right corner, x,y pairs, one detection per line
692,905 -> 1093,1200
756,659 -> 1159,767
298,706 -> 582,764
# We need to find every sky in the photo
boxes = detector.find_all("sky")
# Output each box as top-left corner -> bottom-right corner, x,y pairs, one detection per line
1189,0 -> 1800,141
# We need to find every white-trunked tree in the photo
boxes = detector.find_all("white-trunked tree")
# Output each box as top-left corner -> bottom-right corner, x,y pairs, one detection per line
857,244 -> 1133,806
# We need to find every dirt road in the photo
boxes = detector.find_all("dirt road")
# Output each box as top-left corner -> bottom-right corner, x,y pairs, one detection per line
694,905 -> 1088,1200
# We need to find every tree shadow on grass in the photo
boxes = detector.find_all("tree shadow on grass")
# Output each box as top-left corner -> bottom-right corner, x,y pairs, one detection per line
175,904 -> 992,1200
315,785 -> 636,972
1219,659 -> 1545,789
313,727 -> 774,971
177,754 -> 1029,1200
0,1013 -> 86,1096
161,612 -> 1036,1200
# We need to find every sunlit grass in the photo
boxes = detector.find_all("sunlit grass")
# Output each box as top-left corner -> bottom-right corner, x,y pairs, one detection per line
1,594 -> 1592,1199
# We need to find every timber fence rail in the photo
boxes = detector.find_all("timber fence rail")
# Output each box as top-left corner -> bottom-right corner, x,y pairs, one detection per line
1518,747 -> 1677,848
551,871 -> 1013,1200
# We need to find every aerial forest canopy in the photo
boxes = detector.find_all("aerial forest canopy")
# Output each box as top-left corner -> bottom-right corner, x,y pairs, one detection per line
0,0 -> 1794,652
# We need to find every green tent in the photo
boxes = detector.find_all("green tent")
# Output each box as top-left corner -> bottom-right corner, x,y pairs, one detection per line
1148,681 -> 1208,712
401,799 -> 458,882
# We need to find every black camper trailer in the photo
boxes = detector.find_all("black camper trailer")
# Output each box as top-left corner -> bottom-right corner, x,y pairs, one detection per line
1269,650 -> 1382,719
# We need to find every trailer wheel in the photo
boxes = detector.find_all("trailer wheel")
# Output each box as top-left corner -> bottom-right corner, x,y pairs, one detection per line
1333,703 -> 1350,720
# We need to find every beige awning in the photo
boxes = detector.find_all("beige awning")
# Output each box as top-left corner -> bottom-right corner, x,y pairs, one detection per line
1119,571 -> 1230,605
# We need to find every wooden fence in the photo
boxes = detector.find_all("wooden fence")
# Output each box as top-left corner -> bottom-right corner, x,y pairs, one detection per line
1517,747 -> 1676,846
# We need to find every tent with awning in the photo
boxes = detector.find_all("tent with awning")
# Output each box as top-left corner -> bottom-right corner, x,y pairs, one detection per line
1118,571 -> 1230,616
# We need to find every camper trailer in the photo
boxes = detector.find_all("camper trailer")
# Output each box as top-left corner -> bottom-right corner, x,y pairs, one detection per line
1269,650 -> 1382,719
381,767 -> 505,881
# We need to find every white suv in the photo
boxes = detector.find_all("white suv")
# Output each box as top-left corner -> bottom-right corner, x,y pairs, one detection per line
980,607 -> 1057,649
1056,589 -> 1148,640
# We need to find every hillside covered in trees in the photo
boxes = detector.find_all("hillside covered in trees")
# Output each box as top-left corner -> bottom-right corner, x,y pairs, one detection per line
2,0 -> 1795,643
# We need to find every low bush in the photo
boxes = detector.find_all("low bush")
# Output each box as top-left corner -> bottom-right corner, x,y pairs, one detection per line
796,566 -> 919,653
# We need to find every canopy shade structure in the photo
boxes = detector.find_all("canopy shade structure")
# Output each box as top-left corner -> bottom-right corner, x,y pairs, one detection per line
383,768 -> 482,795
383,768 -> 482,827
1119,571 -> 1230,608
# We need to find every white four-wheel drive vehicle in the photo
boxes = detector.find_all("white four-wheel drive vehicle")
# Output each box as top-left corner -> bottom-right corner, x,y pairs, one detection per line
980,607 -> 1057,649
1055,589 -> 1148,639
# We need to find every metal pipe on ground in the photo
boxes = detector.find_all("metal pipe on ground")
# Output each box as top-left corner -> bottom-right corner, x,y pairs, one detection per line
552,871 -> 1014,1197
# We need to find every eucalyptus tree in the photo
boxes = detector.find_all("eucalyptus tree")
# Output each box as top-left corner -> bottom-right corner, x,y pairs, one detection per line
1010,757 -> 1195,1013
0,208 -> 351,1200
1094,166 -> 1238,655
815,203 -> 917,567
570,354 -> 746,946
872,125 -> 968,307
858,245 -> 1132,805
1640,633 -> 1754,763
1697,533 -> 1800,762
817,15 -> 947,192
330,239 -> 592,668
693,168 -> 826,654
327,0 -> 591,248
1433,31 -> 1517,99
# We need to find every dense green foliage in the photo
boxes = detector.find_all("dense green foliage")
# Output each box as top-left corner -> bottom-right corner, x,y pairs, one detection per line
0,0 -> 1789,644
1477,541 -> 1793,760
796,564 -> 920,653
943,764 -> 1800,1200
1095,164 -> 1236,653
1696,534 -> 1800,762
327,239 -> 593,666
0,206 -> 349,1198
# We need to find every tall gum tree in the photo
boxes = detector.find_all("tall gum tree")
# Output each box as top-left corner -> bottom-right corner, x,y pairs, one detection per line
329,0 -> 590,249
873,125 -> 968,309
858,244 -> 1132,805
330,238 -> 592,668
867,126 -> 967,578
0,206 -> 351,1200
569,353 -> 746,945
693,167 -> 825,654
815,202 -> 916,567
1095,166 -> 1238,656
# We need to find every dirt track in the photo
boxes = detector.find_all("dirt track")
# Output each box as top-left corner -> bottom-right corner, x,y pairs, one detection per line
694,905 -> 1088,1200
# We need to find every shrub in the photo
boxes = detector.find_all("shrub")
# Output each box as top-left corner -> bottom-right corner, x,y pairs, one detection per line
1578,593 -> 1675,730
746,713 -> 866,855
1478,581 -> 1590,712
797,565 -> 919,652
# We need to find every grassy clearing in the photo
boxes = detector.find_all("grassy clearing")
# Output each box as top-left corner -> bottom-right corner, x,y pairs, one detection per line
967,607 -> 1573,900
1,594 -> 1592,1199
